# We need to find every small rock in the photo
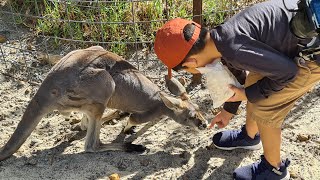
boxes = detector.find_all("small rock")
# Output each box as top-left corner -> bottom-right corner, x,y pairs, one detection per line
290,171 -> 299,178
297,134 -> 310,142
0,34 -> 7,43
25,88 -> 30,95
109,173 -> 120,180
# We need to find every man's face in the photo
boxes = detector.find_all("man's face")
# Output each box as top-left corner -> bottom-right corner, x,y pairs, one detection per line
181,33 -> 221,74
181,56 -> 218,74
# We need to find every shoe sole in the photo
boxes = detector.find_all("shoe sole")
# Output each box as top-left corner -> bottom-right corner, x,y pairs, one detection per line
283,172 -> 290,180
214,141 -> 262,151
233,170 -> 290,180
233,172 -> 290,180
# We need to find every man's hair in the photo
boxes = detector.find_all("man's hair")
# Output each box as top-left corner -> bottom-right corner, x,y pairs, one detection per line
172,23 -> 208,71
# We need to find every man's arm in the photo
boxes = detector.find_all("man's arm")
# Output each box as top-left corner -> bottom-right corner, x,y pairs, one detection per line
231,38 -> 298,103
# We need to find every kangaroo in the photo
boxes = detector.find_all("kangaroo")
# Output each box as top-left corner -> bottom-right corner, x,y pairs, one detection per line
0,46 -> 207,161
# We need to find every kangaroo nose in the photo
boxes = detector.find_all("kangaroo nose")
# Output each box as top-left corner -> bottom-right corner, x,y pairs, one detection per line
198,122 -> 207,130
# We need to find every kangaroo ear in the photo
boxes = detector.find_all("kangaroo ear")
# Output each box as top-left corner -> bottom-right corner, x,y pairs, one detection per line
159,92 -> 183,112
164,75 -> 186,96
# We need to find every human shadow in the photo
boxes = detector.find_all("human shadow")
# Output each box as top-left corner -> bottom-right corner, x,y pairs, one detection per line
178,145 -> 251,180
127,151 -> 192,180
155,124 -> 251,180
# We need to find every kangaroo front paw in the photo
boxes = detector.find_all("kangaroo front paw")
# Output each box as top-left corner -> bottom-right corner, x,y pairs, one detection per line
123,126 -> 136,135
124,142 -> 146,153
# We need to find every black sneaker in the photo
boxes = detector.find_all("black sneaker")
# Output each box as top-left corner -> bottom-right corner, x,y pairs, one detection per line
212,125 -> 262,150
233,155 -> 290,180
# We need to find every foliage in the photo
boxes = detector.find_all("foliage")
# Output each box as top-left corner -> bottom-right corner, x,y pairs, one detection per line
10,0 -> 263,56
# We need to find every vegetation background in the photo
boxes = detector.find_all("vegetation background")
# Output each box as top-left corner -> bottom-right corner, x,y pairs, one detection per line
10,0 -> 263,56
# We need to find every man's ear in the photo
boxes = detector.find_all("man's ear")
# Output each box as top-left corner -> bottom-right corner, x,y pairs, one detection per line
182,58 -> 201,74
182,58 -> 198,68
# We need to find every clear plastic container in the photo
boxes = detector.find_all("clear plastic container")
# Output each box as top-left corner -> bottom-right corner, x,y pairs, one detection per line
196,59 -> 242,108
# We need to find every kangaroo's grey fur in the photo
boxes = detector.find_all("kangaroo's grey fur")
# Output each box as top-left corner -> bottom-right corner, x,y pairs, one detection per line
0,46 -> 207,161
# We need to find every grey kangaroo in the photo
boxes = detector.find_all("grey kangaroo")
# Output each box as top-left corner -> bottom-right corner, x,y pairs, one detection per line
0,46 -> 207,161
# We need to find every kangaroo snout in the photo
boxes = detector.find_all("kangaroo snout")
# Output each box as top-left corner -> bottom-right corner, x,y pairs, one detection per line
194,111 -> 207,130
198,121 -> 207,130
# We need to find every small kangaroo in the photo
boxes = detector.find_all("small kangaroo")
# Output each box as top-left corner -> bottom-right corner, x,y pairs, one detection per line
0,46 -> 207,161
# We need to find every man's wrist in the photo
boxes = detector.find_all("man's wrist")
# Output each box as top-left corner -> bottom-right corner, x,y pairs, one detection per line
223,101 -> 241,115
222,109 -> 234,119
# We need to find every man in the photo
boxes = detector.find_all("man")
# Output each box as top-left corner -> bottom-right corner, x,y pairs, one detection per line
153,0 -> 320,179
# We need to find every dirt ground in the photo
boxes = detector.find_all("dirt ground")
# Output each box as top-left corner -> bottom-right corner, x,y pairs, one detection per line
1,7 -> 320,180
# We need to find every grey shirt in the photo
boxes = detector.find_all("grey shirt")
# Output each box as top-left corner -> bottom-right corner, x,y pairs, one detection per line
210,0 -> 312,114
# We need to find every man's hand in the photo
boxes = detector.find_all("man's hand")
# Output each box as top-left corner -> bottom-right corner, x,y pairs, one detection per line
209,109 -> 234,129
227,85 -> 247,102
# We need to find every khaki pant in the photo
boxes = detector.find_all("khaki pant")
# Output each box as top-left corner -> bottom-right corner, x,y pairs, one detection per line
245,59 -> 320,128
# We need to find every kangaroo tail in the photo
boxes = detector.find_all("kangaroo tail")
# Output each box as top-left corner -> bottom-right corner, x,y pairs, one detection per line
0,85 -> 55,161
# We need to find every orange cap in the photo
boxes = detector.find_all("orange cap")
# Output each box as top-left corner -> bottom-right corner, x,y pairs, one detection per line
154,18 -> 201,79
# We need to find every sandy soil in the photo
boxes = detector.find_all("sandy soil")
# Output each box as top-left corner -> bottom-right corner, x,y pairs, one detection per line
1,7 -> 320,180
